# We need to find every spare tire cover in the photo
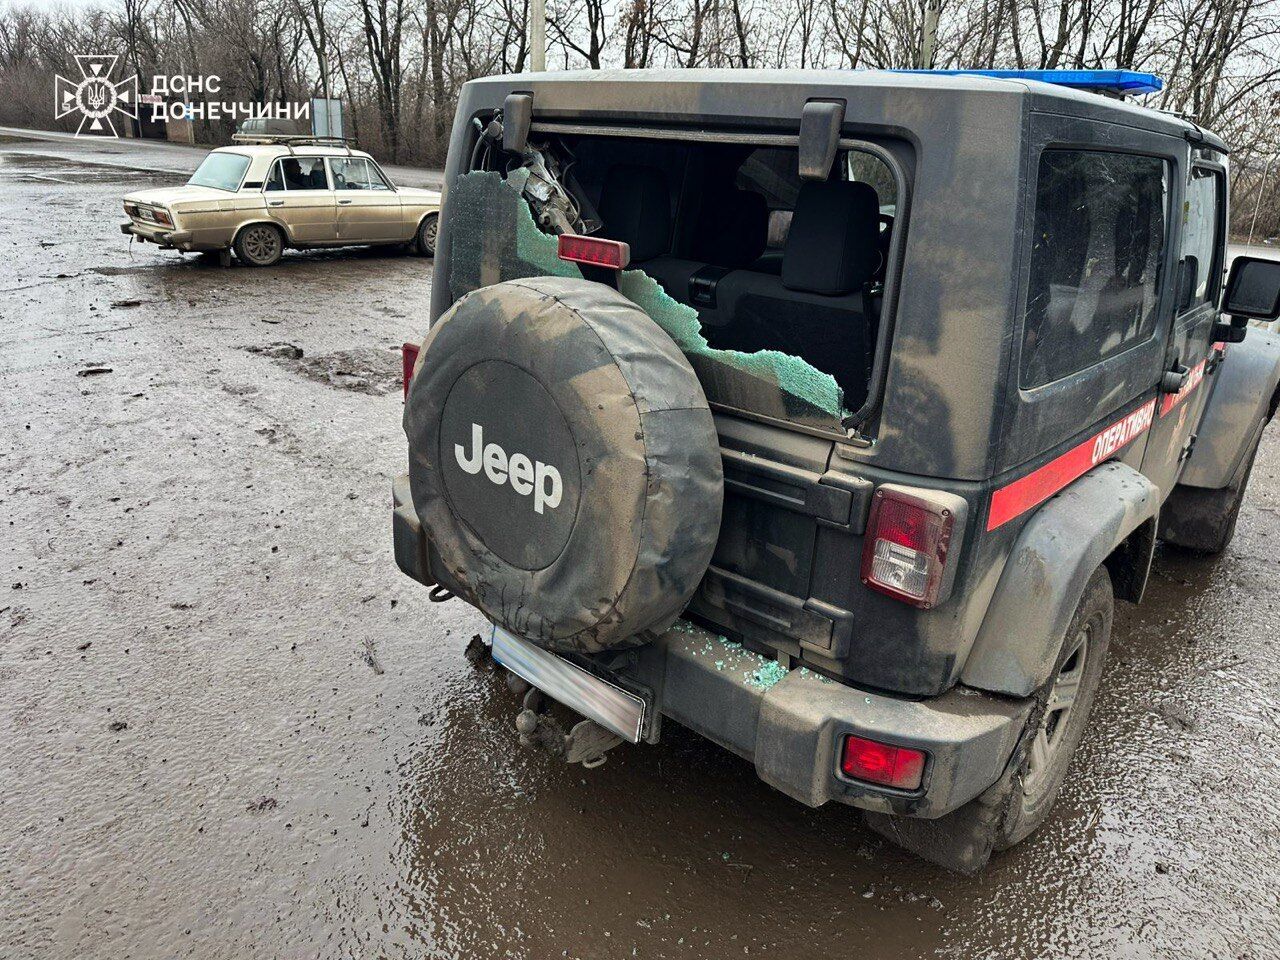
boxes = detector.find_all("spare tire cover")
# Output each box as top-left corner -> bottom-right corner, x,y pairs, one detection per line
404,276 -> 723,653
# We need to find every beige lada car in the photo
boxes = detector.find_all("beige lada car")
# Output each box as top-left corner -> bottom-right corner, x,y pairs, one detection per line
120,138 -> 441,266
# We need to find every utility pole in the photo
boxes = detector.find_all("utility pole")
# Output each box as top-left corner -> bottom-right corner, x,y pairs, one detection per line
918,0 -> 940,69
530,0 -> 546,71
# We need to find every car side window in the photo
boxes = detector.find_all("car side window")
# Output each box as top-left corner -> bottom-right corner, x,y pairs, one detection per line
329,157 -> 391,191
1021,150 -> 1168,389
1180,168 -> 1224,305
265,161 -> 284,191
267,157 -> 329,191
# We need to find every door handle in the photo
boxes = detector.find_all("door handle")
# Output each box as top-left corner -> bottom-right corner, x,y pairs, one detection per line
338,199 -> 353,205
267,200 -> 284,207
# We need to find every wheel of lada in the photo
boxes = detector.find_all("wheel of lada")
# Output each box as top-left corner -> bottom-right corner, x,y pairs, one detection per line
416,214 -> 439,257
234,223 -> 284,267
403,275 -> 723,653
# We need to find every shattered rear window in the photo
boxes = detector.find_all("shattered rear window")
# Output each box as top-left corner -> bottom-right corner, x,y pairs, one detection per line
447,168 -> 846,428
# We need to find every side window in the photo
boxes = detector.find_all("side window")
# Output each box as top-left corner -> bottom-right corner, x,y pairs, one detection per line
1180,168 -> 1224,305
271,157 -> 329,191
1022,150 -> 1168,388
330,157 -> 391,191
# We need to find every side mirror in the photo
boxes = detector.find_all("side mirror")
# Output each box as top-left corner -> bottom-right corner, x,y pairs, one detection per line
1222,255 -> 1280,320
502,93 -> 533,155
1176,255 -> 1198,312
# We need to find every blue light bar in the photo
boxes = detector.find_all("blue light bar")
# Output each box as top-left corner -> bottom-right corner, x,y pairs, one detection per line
897,69 -> 1163,96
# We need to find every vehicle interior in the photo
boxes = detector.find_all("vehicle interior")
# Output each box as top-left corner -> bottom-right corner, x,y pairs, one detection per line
552,135 -> 898,414
265,157 -> 329,191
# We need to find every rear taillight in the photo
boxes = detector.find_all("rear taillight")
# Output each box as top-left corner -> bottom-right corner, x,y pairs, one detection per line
402,342 -> 420,400
154,208 -> 173,226
861,487 -> 955,609
124,202 -> 138,217
840,735 -> 926,790
557,233 -> 631,270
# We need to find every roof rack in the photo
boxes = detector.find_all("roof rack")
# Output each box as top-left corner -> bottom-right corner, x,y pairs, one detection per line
896,69 -> 1163,98
231,133 -> 357,153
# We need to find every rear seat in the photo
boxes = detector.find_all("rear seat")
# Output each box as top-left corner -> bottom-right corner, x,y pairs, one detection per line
711,180 -> 882,408
597,166 -> 881,410
597,164 -> 766,319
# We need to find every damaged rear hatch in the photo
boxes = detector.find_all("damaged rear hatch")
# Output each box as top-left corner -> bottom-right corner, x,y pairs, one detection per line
438,119 -> 910,679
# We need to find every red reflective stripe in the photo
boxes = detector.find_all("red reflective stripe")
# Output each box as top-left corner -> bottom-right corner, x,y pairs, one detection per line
1158,358 -> 1206,417
987,398 -> 1157,531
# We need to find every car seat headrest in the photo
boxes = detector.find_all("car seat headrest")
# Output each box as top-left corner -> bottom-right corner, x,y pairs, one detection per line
782,181 -> 881,295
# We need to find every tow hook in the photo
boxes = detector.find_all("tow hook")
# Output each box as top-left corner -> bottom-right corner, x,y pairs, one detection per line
509,674 -> 623,768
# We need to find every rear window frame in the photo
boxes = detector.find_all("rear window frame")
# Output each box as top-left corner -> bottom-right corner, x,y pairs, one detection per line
328,156 -> 395,192
519,121 -> 914,442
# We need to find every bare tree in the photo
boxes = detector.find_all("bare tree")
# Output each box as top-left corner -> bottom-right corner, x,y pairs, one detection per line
1,0 -> 1276,200
353,0 -> 407,159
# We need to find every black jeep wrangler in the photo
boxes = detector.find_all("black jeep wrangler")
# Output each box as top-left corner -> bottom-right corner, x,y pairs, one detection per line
394,69 -> 1280,871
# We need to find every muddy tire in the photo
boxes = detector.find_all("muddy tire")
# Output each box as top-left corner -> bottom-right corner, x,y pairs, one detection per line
403,276 -> 723,654
864,567 -> 1113,871
995,566 -> 1113,848
1159,432 -> 1261,554
233,223 -> 285,267
415,213 -> 439,258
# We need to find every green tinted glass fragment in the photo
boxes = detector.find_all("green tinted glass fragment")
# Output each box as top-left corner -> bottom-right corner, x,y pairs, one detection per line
448,170 -> 846,423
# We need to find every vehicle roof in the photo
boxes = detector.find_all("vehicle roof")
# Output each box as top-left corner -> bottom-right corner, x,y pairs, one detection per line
463,67 -> 1228,152
210,143 -> 375,160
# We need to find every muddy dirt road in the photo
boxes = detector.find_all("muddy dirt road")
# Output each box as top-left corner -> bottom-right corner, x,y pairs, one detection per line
3,142 -> 1279,960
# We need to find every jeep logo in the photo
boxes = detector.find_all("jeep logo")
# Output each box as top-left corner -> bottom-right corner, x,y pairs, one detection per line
455,422 -> 564,514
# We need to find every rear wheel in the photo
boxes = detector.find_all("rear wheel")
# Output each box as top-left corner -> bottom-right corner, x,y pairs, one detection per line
863,567 -> 1113,871
995,567 -> 1112,849
415,213 -> 438,257
234,223 -> 284,267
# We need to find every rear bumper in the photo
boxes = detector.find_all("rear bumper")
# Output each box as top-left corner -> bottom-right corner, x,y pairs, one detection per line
120,221 -> 194,248
392,474 -> 1031,820
630,627 -> 1031,819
